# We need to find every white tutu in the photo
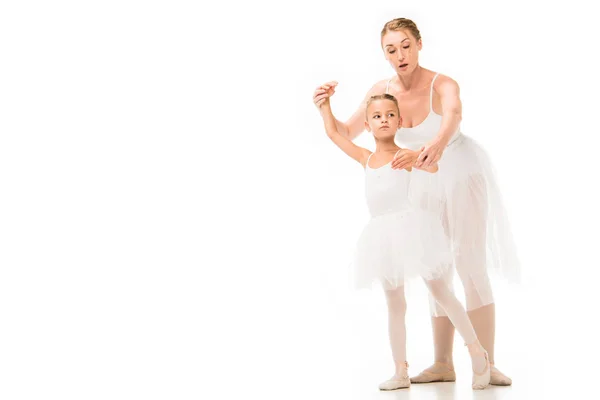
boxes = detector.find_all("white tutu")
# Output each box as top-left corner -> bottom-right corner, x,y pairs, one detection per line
352,208 -> 452,290
407,134 -> 521,283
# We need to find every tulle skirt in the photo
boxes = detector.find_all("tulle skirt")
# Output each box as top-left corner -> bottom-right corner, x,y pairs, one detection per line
408,134 -> 521,283
352,208 -> 453,290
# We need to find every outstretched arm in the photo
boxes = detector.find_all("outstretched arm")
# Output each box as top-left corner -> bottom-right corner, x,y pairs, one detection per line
313,80 -> 387,141
319,99 -> 371,167
416,75 -> 462,168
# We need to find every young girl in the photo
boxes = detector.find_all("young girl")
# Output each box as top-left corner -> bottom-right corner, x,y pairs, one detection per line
319,93 -> 491,390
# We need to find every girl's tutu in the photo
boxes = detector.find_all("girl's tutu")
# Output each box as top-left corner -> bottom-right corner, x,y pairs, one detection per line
352,206 -> 452,290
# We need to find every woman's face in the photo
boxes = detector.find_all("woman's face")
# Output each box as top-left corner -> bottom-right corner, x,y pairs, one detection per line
381,29 -> 422,75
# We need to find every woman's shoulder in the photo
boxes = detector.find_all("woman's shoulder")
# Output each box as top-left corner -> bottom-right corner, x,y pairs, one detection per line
368,78 -> 391,95
357,78 -> 393,102
431,71 -> 460,92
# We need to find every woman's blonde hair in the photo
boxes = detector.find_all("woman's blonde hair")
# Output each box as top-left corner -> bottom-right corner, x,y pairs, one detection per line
381,18 -> 421,42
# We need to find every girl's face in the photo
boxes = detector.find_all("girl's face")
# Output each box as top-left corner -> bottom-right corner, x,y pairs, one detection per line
381,29 -> 422,75
364,99 -> 401,139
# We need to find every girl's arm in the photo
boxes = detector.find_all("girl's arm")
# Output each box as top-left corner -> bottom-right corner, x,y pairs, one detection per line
314,80 -> 386,141
339,81 -> 387,140
320,99 -> 371,167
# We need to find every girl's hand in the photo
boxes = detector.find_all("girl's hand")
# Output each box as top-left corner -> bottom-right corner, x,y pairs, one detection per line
391,148 -> 421,170
313,81 -> 338,108
415,139 -> 447,168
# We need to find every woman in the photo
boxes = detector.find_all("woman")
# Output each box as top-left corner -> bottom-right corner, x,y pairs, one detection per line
312,17 -> 519,386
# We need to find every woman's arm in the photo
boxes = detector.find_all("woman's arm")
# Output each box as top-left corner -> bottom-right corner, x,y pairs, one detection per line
415,75 -> 462,168
320,99 -> 371,167
435,75 -> 462,145
418,163 -> 439,173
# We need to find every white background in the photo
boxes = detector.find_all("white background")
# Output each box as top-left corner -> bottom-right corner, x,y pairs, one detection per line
1,1 -> 599,399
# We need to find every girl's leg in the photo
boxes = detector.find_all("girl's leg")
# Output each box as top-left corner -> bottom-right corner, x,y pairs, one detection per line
384,285 -> 408,377
379,285 -> 410,390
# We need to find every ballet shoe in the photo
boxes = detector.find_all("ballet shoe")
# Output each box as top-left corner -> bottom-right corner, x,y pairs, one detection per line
490,363 -> 512,386
379,362 -> 411,390
410,361 -> 456,383
466,342 -> 491,390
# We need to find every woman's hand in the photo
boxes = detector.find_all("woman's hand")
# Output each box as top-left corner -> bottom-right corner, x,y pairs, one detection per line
313,81 -> 338,108
415,138 -> 447,168
391,148 -> 421,170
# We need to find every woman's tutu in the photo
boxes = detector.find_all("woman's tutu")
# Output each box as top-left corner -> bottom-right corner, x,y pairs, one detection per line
352,208 -> 452,290
408,134 -> 521,283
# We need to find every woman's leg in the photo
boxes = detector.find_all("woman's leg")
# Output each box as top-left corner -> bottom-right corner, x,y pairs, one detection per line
424,278 -> 490,389
414,271 -> 503,384
425,279 -> 479,351
411,266 -> 457,384
453,174 -> 511,385
411,202 -> 457,383
432,316 -> 455,365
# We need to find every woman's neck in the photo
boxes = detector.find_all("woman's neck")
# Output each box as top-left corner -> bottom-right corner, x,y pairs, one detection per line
395,65 -> 424,92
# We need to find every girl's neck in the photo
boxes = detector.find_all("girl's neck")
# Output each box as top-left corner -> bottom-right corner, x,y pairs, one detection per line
374,141 -> 400,154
